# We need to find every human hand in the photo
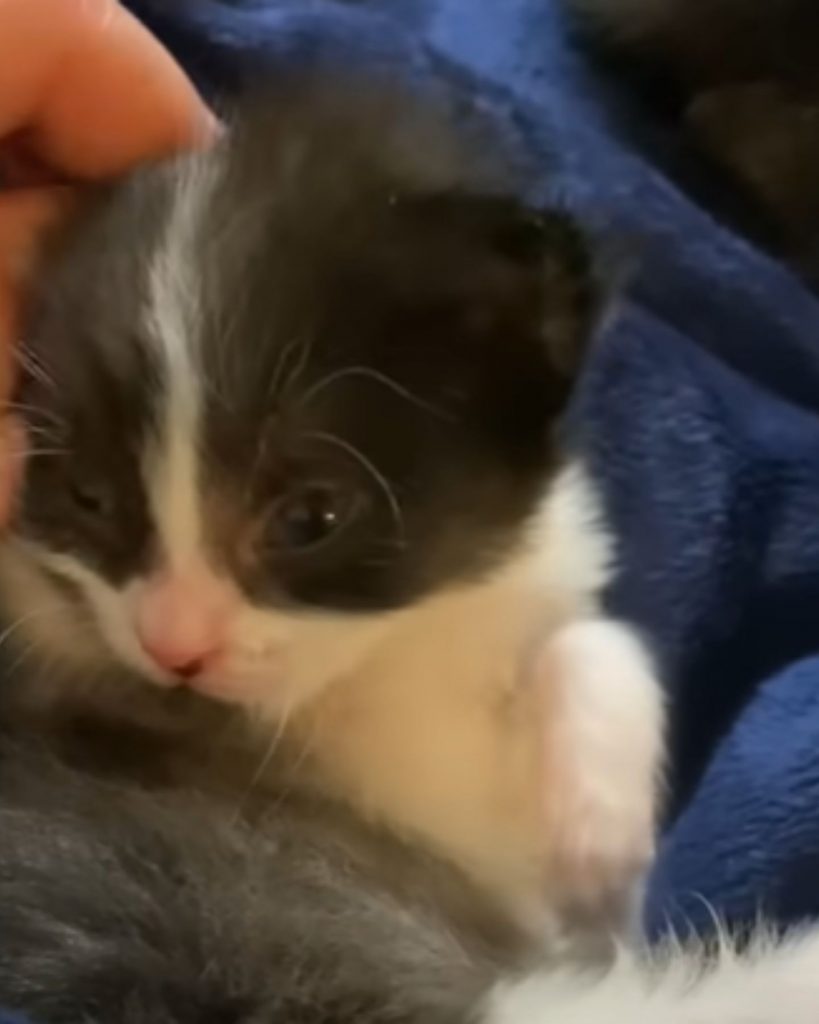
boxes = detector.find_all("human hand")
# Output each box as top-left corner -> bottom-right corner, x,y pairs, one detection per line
0,0 -> 216,519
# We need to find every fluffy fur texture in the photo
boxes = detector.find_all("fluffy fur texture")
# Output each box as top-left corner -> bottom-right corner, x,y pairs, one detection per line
0,731 -> 502,1024
1,79 -> 663,924
2,728 -> 819,1024
489,928 -> 819,1024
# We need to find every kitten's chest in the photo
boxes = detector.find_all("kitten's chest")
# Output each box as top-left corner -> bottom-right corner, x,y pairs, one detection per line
287,587 -> 552,921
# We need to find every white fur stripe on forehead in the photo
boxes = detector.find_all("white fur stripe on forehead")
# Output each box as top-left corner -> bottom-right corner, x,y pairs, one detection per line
143,155 -> 221,571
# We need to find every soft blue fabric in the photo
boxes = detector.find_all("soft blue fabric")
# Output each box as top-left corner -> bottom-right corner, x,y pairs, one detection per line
122,0 -> 819,943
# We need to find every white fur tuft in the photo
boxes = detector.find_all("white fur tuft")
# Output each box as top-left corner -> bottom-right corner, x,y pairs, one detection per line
539,617 -> 664,914
486,927 -> 819,1024
143,155 -> 221,570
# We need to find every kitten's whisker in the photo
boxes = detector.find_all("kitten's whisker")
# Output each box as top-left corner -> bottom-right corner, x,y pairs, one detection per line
266,334 -> 309,409
251,335 -> 311,474
299,365 -> 451,421
304,430 -> 405,541
280,335 -> 315,404
20,424 -> 61,443
281,708 -> 324,795
15,347 -> 57,394
4,639 -> 45,680
249,723 -> 286,791
265,715 -> 315,819
1,402 -> 65,427
17,448 -> 69,460
0,605 -> 66,660
233,701 -> 293,820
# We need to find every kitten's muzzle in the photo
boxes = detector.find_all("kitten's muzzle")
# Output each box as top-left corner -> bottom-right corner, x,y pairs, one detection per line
134,567 -> 238,681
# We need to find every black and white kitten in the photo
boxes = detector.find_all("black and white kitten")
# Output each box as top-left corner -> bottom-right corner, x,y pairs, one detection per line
1,79 -> 662,925
4,726 -> 819,1024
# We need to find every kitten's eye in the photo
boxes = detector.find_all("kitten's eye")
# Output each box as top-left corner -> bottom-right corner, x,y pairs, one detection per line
269,483 -> 361,551
69,477 -> 113,518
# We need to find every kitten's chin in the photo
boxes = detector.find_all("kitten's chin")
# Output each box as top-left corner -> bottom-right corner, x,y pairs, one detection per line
183,668 -> 282,705
180,661 -> 323,721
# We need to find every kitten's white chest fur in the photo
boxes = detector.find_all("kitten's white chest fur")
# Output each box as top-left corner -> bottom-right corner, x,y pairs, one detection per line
293,566 -> 548,920
271,466 -> 664,925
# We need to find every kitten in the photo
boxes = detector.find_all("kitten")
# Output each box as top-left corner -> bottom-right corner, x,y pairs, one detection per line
0,78 -> 663,927
3,726 -> 819,1024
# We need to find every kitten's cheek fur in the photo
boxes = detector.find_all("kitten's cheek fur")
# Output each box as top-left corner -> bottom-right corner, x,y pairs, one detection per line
0,543 -> 171,687
0,542 -> 131,681
203,606 -> 398,713
0,534 -> 397,713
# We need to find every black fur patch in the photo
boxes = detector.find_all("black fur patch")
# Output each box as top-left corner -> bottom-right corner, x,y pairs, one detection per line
16,80 -> 599,611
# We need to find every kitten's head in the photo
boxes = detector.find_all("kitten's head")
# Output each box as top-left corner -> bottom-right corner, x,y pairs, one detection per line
5,84 -> 602,713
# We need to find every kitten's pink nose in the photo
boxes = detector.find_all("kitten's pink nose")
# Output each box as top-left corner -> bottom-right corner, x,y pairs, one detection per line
135,570 -> 235,679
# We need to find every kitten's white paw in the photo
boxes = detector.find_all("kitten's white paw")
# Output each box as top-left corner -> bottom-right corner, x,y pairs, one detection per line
545,768 -> 655,915
535,619 -> 664,916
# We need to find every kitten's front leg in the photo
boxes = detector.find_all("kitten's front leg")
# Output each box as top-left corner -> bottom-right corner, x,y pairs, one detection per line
536,619 -> 664,917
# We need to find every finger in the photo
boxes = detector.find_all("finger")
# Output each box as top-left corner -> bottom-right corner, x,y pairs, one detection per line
0,0 -> 216,180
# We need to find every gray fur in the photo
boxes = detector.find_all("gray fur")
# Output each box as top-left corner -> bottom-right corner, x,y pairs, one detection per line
0,722 -> 526,1024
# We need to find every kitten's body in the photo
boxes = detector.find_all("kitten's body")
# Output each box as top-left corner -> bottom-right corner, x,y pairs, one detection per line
1,79 -> 662,926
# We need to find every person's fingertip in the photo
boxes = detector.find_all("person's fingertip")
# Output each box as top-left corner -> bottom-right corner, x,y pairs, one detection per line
20,0 -> 214,178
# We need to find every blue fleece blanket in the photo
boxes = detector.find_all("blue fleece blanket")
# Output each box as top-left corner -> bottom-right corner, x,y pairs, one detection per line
53,0 -> 819,946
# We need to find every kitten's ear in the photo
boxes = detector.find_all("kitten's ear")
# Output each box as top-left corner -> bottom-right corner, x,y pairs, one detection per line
407,192 -> 612,380
487,199 -> 610,377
